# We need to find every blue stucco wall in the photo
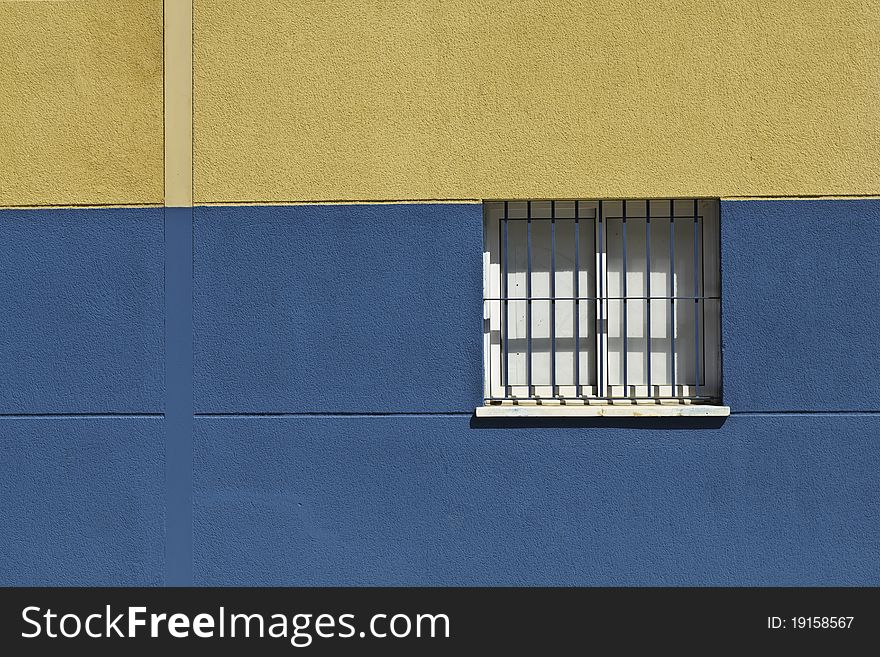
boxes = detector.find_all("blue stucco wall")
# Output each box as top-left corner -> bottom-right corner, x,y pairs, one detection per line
194,415 -> 879,586
0,208 -> 164,413
2,200 -> 879,585
193,204 -> 483,413
0,207 -> 164,584
191,200 -> 880,585
721,200 -> 880,411
0,418 -> 164,585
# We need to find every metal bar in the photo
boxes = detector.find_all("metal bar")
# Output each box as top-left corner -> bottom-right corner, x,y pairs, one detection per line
486,395 -> 717,402
600,215 -> 704,221
700,206 -> 707,395
591,205 -> 598,397
603,201 -> 609,398
598,200 -> 605,397
526,201 -> 533,395
622,200 -> 628,395
503,202 -> 510,397
693,199 -> 700,397
490,197 -> 715,404
484,296 -> 719,302
574,202 -> 580,395
669,199 -> 676,396
550,201 -> 557,396
646,200 -> 652,396
587,202 -> 602,394
486,209 -> 492,402
498,215 -> 703,221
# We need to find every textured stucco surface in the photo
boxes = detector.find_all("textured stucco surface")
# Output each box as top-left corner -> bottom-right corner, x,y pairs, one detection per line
722,200 -> 880,411
194,0 -> 880,202
1,199 -> 879,586
0,418 -> 164,586
194,415 -> 880,585
193,200 -> 880,414
0,0 -> 163,206
0,208 -> 164,413
193,204 -> 483,413
191,200 -> 880,585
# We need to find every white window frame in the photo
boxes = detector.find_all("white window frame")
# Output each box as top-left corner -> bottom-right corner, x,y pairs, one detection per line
479,199 -> 729,418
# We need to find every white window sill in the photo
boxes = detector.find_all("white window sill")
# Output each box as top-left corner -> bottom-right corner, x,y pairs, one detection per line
475,404 -> 731,418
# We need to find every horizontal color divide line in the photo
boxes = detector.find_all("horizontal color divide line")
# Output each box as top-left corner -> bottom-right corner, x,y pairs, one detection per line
4,197 -> 875,211
198,194 -> 880,207
195,199 -> 482,207
0,203 -> 164,210
722,194 -> 880,201
0,413 -> 164,419
482,196 -> 720,202
488,194 -> 880,202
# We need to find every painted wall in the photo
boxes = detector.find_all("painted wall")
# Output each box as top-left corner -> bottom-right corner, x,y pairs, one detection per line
193,204 -> 483,413
3,200 -> 878,584
0,208 -> 165,585
0,0 -> 163,206
721,200 -> 880,411
0,209 -> 164,413
1,418 -> 164,586
189,200 -> 880,585
0,0 -> 164,581
195,414 -> 878,585
2,2 -> 879,587
194,0 -> 880,202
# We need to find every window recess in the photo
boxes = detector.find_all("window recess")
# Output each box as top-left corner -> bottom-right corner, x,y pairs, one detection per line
482,199 -> 726,415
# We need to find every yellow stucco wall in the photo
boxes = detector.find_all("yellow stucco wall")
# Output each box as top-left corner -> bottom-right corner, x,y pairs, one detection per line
194,0 -> 880,203
0,0 -> 163,207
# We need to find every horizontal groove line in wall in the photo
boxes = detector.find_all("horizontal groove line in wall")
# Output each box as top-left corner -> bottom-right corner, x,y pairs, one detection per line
730,411 -> 880,416
195,412 -> 475,418
196,411 -> 880,418
2,412 -> 874,419
0,413 -> 164,419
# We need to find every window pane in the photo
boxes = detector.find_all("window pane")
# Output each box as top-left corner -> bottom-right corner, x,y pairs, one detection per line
484,199 -> 720,402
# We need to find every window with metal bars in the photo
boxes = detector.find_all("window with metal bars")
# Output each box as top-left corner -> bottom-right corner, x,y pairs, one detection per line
483,199 -> 721,405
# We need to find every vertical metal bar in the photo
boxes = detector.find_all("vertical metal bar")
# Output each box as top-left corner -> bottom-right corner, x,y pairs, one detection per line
622,200 -> 628,396
700,207 -> 707,395
574,203 -> 581,396
486,209 -> 491,402
602,200 -> 609,398
693,198 -> 700,398
645,200 -> 652,397
669,199 -> 676,396
597,200 -> 604,397
503,202 -> 510,397
550,201 -> 557,396
526,201 -> 533,395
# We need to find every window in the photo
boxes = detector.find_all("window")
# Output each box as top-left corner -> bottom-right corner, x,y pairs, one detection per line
482,199 -> 724,414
